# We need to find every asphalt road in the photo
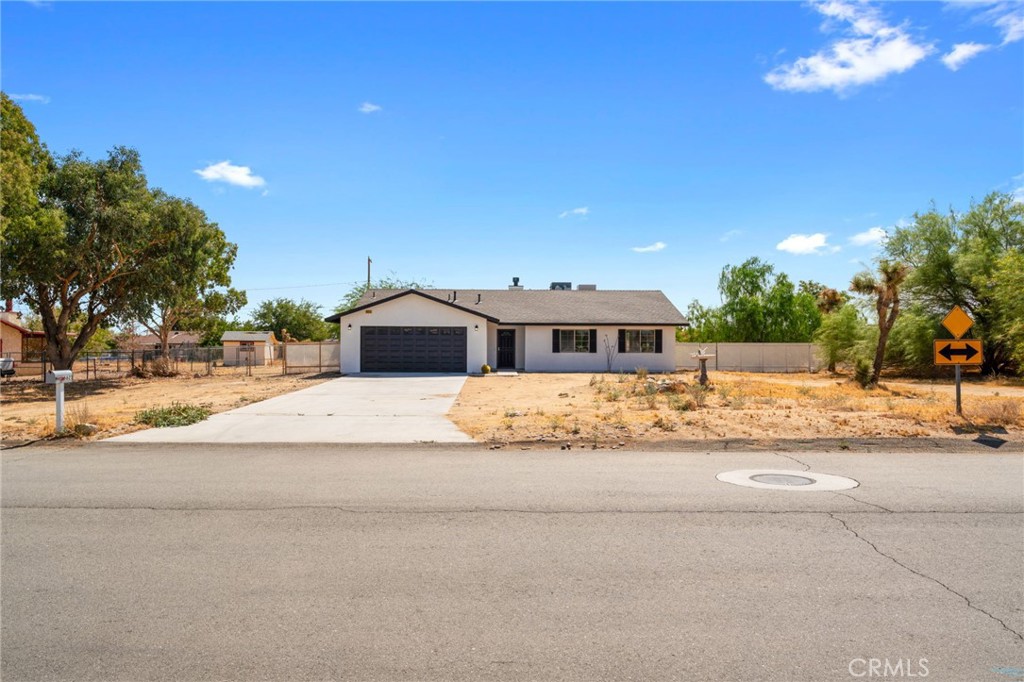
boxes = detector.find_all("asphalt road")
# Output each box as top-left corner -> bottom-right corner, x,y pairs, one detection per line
2,444 -> 1022,681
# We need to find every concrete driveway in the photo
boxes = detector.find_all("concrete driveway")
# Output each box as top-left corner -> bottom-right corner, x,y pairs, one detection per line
110,375 -> 472,444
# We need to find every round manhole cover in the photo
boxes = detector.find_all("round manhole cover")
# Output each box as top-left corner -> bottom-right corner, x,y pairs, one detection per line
749,473 -> 815,486
716,469 -> 859,491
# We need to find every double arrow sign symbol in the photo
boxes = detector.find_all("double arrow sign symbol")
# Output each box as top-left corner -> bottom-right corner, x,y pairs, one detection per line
933,339 -> 983,366
937,342 -> 979,362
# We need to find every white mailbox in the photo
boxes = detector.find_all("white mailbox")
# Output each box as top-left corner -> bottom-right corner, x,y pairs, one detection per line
45,370 -> 74,384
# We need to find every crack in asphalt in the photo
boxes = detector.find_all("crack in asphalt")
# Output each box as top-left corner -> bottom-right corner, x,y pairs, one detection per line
772,452 -> 812,471
828,512 -> 1024,643
832,492 -> 894,513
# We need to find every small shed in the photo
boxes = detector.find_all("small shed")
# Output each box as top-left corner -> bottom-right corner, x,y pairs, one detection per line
1,306 -> 46,363
221,331 -> 278,366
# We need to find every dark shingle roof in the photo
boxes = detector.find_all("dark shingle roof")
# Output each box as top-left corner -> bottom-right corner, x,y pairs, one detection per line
326,289 -> 687,326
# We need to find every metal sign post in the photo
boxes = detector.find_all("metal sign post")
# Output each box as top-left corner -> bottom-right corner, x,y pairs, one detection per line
935,306 -> 981,417
955,365 -> 962,416
45,370 -> 74,433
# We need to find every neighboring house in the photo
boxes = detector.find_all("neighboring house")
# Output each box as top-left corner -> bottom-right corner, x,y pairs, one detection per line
221,331 -> 279,366
0,303 -> 46,363
120,332 -> 201,351
324,280 -> 687,374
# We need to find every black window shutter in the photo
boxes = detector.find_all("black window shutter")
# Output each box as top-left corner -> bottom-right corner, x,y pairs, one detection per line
589,329 -> 597,353
552,329 -> 560,353
618,329 -> 626,352
655,329 -> 663,353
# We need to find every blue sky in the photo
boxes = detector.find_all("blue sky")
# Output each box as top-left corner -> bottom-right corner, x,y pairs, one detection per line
4,1 -> 1022,318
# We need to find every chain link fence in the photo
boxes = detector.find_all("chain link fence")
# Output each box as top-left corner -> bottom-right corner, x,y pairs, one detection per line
1,341 -> 341,382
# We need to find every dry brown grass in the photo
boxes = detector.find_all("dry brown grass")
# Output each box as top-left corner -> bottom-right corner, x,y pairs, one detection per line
448,371 -> 1024,444
1,366 -> 335,442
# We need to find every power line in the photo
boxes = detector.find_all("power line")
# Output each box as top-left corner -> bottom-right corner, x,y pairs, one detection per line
241,281 -> 359,292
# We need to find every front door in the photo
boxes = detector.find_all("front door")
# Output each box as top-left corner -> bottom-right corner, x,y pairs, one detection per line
497,329 -> 516,369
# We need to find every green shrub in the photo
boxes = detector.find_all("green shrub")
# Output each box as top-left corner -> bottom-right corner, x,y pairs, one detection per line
669,395 -> 695,412
135,403 -> 212,428
854,357 -> 873,388
684,384 -> 711,407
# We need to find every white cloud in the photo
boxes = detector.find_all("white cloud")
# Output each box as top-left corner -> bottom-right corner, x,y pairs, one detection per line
559,207 -> 590,218
631,241 -> 667,253
765,0 -> 932,95
776,233 -> 840,255
985,2 -> 1024,44
719,229 -> 744,242
849,226 -> 888,246
942,42 -> 991,70
8,93 -> 50,104
194,161 -> 266,188
946,2 -> 1022,46
1012,173 -> 1024,203
359,102 -> 382,114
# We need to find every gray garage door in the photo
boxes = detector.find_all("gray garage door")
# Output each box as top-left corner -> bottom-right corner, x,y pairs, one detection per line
360,326 -> 467,372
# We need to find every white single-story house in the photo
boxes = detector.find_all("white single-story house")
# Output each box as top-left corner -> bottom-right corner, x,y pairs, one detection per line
221,331 -> 279,366
324,281 -> 687,374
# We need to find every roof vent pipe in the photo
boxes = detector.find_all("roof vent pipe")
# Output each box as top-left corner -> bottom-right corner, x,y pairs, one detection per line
371,291 -> 375,298
477,293 -> 481,304
453,291 -> 457,302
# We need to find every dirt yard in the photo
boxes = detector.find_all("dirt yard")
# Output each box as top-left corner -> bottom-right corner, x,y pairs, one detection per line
448,371 -> 1024,447
1,367 -> 335,443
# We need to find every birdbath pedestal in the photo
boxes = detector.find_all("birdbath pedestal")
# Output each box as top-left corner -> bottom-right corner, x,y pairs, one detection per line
691,352 -> 715,386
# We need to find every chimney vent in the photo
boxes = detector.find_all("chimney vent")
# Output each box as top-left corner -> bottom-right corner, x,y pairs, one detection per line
477,293 -> 482,304
453,290 -> 458,302
550,282 -> 572,291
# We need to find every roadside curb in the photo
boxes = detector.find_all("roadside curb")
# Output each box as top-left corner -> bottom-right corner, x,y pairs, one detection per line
17,436 -> 1016,453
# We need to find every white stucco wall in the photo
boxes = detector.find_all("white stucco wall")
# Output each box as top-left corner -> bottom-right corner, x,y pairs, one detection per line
522,326 -> 677,373
337,294 -> 489,373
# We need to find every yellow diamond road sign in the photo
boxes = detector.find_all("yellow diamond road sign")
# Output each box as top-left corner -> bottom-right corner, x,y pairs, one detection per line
941,305 -> 974,340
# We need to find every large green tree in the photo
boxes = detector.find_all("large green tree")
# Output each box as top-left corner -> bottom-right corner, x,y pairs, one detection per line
850,260 -> 911,385
1,144 -> 193,369
813,304 -> 867,372
130,194 -> 246,355
335,275 -> 427,314
250,298 -> 331,342
0,93 -> 56,243
990,250 -> 1024,369
681,257 -> 821,342
884,192 -> 1023,374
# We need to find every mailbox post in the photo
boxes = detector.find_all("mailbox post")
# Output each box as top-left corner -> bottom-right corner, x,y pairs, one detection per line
45,370 -> 73,433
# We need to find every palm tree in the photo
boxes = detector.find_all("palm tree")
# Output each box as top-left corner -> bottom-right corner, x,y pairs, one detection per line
850,261 -> 911,385
816,287 -> 844,314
